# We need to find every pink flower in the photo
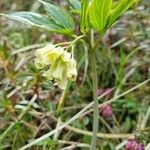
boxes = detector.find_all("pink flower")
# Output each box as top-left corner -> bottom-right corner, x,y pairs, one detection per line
101,104 -> 113,118
125,140 -> 145,150
52,34 -> 63,43
136,144 -> 144,150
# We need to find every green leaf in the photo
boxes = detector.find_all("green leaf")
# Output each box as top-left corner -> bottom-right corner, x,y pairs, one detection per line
108,0 -> 138,27
89,0 -> 112,34
112,1 -> 120,9
0,12 -> 70,34
39,0 -> 74,32
124,117 -> 132,132
69,0 -> 81,11
80,0 -> 90,33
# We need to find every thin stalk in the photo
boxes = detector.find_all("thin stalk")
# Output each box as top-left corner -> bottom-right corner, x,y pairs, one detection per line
90,49 -> 99,150
48,114 -> 131,139
90,29 -> 99,150
12,43 -> 48,55
141,106 -> 150,129
57,85 -> 68,114
58,140 -> 90,148
65,35 -> 86,50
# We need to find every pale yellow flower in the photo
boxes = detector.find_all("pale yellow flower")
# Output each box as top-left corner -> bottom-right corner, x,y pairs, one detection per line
34,44 -> 63,69
43,57 -> 66,81
34,44 -> 77,89
54,78 -> 68,90
66,58 -> 77,81
61,50 -> 71,62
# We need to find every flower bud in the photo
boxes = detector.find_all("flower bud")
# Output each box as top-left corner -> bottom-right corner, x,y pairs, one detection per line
125,139 -> 145,150
52,34 -> 63,43
126,140 -> 138,150
101,104 -> 113,118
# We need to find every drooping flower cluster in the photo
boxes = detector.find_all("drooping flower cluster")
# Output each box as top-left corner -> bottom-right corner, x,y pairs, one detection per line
34,44 -> 77,89
126,139 -> 145,150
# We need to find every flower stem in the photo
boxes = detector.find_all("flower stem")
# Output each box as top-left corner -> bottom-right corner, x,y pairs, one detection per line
57,84 -> 68,114
90,49 -> 99,150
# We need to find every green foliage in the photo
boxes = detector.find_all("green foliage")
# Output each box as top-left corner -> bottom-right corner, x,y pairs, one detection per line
39,0 -> 74,31
107,0 -> 138,27
102,143 -> 115,150
0,0 -> 138,35
0,0 -> 149,149
0,44 -> 9,59
89,0 -> 112,34
87,0 -> 138,34
0,0 -> 75,35
36,138 -> 58,149
1,12 -> 64,32
69,0 -> 81,11
0,95 -> 12,110
80,0 -> 89,33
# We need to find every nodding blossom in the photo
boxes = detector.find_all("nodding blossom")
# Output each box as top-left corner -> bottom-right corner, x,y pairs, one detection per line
34,44 -> 77,89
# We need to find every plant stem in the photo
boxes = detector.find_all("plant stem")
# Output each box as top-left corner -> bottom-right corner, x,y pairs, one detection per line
57,85 -> 68,114
90,49 -> 99,150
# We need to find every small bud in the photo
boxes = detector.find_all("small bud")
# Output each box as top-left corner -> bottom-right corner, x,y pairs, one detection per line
52,34 -> 63,43
101,104 -> 113,118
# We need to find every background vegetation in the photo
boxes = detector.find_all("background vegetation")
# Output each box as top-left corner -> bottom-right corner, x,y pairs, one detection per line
0,0 -> 150,149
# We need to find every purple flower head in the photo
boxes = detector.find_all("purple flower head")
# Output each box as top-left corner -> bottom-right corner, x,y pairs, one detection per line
136,144 -> 145,150
101,104 -> 113,118
125,140 -> 144,150
52,34 -> 63,43
126,140 -> 133,149
126,140 -> 138,150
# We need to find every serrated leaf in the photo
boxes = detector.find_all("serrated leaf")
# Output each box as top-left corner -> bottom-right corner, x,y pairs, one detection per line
89,0 -> 112,34
80,0 -> 89,33
0,12 -> 70,34
108,0 -> 138,27
39,0 -> 74,32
